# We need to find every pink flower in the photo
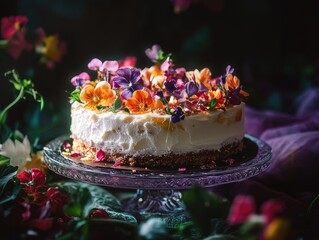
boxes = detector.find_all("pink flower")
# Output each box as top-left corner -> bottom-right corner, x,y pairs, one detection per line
118,56 -> 137,68
261,199 -> 285,224
89,209 -> 109,219
71,72 -> 91,88
88,58 -> 119,72
1,15 -> 28,39
228,195 -> 256,225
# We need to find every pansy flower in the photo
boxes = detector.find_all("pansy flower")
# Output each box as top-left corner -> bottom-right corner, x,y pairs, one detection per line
71,72 -> 90,88
80,81 -> 116,109
126,90 -> 153,113
171,107 -> 185,123
112,68 -> 143,99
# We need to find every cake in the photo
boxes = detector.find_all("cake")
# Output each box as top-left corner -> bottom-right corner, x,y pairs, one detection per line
67,45 -> 249,169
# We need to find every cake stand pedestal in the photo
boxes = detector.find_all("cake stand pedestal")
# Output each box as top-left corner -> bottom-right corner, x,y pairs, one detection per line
43,134 -> 272,227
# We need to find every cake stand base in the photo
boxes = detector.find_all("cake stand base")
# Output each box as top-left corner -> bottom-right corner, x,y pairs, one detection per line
121,189 -> 190,227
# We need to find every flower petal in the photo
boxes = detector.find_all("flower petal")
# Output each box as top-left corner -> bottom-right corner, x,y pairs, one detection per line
88,58 -> 102,70
101,60 -> 119,72
80,84 -> 95,103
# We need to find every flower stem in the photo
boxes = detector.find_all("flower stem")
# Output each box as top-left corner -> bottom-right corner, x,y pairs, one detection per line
0,86 -> 25,125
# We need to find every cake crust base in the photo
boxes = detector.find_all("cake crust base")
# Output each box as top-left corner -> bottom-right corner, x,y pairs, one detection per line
71,138 -> 244,169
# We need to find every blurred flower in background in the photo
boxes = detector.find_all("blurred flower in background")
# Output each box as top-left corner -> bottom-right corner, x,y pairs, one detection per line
0,15 -> 66,69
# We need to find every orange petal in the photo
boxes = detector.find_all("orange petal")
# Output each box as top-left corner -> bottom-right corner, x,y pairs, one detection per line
126,98 -> 140,113
80,85 -> 94,103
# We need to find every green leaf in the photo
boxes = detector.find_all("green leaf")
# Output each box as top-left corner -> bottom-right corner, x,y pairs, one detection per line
69,89 -> 83,104
57,181 -> 137,223
182,185 -> 231,236
0,164 -> 20,205
113,97 -> 122,110
210,98 -> 217,108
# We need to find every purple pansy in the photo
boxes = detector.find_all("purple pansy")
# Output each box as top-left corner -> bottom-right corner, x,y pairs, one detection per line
171,107 -> 185,123
164,80 -> 177,93
71,72 -> 90,88
112,68 -> 143,99
227,87 -> 242,105
185,81 -> 198,97
145,44 -> 161,62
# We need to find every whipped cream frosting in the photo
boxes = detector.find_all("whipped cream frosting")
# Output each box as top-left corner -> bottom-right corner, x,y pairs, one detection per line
70,102 -> 245,156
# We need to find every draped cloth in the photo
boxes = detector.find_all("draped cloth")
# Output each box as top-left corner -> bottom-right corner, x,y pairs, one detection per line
213,88 -> 319,236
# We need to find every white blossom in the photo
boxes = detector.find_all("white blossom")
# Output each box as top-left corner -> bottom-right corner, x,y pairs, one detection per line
0,133 -> 31,169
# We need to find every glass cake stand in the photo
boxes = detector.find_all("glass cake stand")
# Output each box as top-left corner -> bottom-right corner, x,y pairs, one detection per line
43,134 -> 272,227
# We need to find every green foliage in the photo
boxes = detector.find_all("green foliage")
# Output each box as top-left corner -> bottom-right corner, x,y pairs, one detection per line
69,88 -> 83,104
0,164 -> 20,205
0,69 -> 44,125
182,185 -> 231,237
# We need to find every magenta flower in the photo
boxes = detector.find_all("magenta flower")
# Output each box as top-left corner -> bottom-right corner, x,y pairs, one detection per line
261,199 -> 285,224
112,68 -> 143,99
71,72 -> 90,88
145,44 -> 161,62
1,15 -> 28,39
118,56 -> 137,68
228,195 -> 256,225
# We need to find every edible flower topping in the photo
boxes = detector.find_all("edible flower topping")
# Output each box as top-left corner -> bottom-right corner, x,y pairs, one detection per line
69,44 -> 249,123
80,81 -> 116,109
126,90 -> 153,114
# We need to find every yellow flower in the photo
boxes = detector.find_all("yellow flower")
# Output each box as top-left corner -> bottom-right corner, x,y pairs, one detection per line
43,35 -> 63,62
264,218 -> 291,240
80,81 -> 116,109
126,90 -> 153,113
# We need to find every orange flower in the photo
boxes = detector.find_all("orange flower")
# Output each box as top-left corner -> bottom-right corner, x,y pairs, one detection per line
225,74 -> 249,97
142,66 -> 163,88
194,68 -> 212,91
126,90 -> 153,113
206,89 -> 226,108
80,81 -> 116,109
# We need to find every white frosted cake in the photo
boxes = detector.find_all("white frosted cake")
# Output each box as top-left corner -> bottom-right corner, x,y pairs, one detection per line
67,45 -> 249,169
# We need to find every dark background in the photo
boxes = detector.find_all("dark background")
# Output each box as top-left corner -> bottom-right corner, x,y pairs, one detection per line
1,0 -> 318,143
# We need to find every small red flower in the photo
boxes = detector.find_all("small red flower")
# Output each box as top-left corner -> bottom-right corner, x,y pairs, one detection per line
46,187 -> 69,214
17,168 -> 46,188
228,195 -> 256,225
89,209 -> 109,219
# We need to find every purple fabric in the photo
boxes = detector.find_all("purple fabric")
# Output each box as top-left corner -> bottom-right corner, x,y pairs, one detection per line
213,88 -> 319,237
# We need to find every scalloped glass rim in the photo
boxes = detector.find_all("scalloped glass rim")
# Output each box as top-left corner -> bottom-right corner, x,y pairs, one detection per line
43,134 -> 272,190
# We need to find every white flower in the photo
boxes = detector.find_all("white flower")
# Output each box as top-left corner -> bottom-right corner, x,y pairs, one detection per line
0,133 -> 31,169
